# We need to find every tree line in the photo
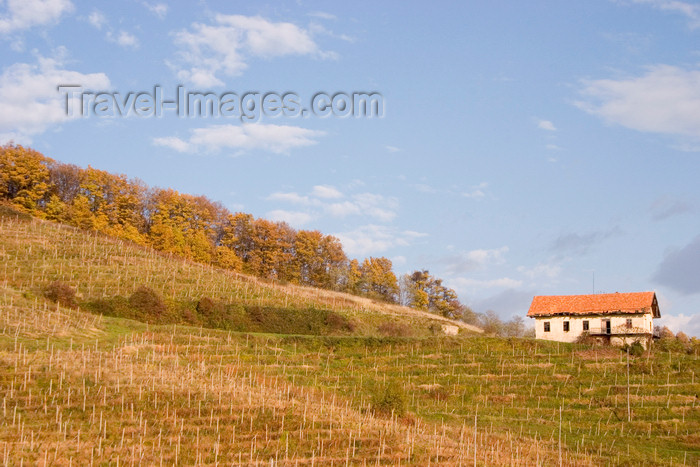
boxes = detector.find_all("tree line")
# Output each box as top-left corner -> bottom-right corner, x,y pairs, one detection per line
1,144 -> 488,321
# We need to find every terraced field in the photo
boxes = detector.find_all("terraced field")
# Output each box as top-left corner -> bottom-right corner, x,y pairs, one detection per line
0,210 -> 699,465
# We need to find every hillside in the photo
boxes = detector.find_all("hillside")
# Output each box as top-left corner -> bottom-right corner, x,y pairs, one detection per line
0,144 -> 476,324
0,206 -> 479,337
1,207 -> 700,465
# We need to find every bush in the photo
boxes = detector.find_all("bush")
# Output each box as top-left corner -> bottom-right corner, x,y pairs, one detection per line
44,281 -> 77,308
624,340 -> 645,357
324,311 -> 355,333
371,381 -> 407,416
196,297 -> 220,317
575,332 -> 600,346
377,321 -> 412,337
128,286 -> 167,322
246,306 -> 332,335
658,326 -> 675,340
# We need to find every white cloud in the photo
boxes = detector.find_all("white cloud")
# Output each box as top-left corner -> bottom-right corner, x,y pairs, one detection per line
350,193 -> 398,222
267,186 -> 399,222
0,0 -> 73,35
385,145 -> 400,153
576,65 -> 700,140
153,123 -> 324,155
462,182 -> 488,199
107,30 -> 139,48
625,0 -> 700,27
267,192 -> 313,205
151,136 -> 191,153
143,2 -> 168,19
335,225 -> 427,257
0,54 -> 110,143
440,246 -> 509,275
657,313 -> 700,335
311,185 -> 342,199
413,183 -> 437,194
308,11 -> 337,20
466,246 -> 509,265
517,262 -> 562,280
86,11 -> 139,49
87,10 -> 106,29
325,201 -> 361,217
266,209 -> 314,227
537,119 -> 557,131
172,14 -> 330,86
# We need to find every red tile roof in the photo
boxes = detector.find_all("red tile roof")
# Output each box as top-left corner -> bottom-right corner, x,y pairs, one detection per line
527,292 -> 660,318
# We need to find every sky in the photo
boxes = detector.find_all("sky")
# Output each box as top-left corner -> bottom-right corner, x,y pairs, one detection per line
1,0 -> 700,335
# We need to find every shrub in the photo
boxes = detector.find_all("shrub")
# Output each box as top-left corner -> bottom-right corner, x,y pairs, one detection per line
324,311 -> 355,333
575,332 -> 600,346
377,321 -> 412,337
371,381 -> 407,416
44,281 -> 77,308
625,340 -> 645,357
243,306 -> 352,335
83,298 -> 118,317
196,297 -> 226,321
128,286 -> 167,322
658,326 -> 675,340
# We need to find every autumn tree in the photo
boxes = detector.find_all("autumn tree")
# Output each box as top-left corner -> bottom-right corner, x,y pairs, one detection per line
345,259 -> 363,295
293,230 -> 347,289
360,257 -> 399,303
0,144 -> 50,214
403,270 -> 464,319
219,214 -> 292,279
0,145 -> 476,312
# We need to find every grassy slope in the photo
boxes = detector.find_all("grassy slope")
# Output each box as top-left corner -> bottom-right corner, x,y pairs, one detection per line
0,210 -> 479,337
0,211 -> 699,465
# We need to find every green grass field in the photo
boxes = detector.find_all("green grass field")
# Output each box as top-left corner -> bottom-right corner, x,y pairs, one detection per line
1,210 -> 699,465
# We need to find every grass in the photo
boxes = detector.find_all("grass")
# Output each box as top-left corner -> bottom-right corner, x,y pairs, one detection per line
0,210 -> 479,337
0,208 -> 699,464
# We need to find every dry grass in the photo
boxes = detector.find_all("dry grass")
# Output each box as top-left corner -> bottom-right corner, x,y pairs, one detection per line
0,215 -> 479,336
0,210 -> 698,465
0,308 -> 575,465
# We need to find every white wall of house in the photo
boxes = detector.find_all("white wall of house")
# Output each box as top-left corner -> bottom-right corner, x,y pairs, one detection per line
533,313 -> 654,343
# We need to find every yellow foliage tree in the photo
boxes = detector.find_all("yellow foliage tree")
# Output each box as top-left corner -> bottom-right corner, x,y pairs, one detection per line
0,144 -> 50,214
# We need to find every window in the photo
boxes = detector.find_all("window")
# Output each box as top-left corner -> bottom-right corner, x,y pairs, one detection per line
583,320 -> 589,331
626,318 -> 633,329
563,321 -> 570,332
544,321 -> 550,332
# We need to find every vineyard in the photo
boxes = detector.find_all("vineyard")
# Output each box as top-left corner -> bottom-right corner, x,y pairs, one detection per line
0,211 -> 699,465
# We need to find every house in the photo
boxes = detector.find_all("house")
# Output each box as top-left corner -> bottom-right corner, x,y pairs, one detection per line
527,292 -> 660,347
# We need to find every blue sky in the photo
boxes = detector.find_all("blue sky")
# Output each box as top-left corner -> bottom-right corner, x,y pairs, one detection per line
2,0 -> 700,334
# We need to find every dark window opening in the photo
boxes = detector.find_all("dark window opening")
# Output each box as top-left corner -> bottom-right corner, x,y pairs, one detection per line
583,320 -> 589,331
563,321 -> 570,332
626,318 -> 633,329
544,321 -> 550,332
